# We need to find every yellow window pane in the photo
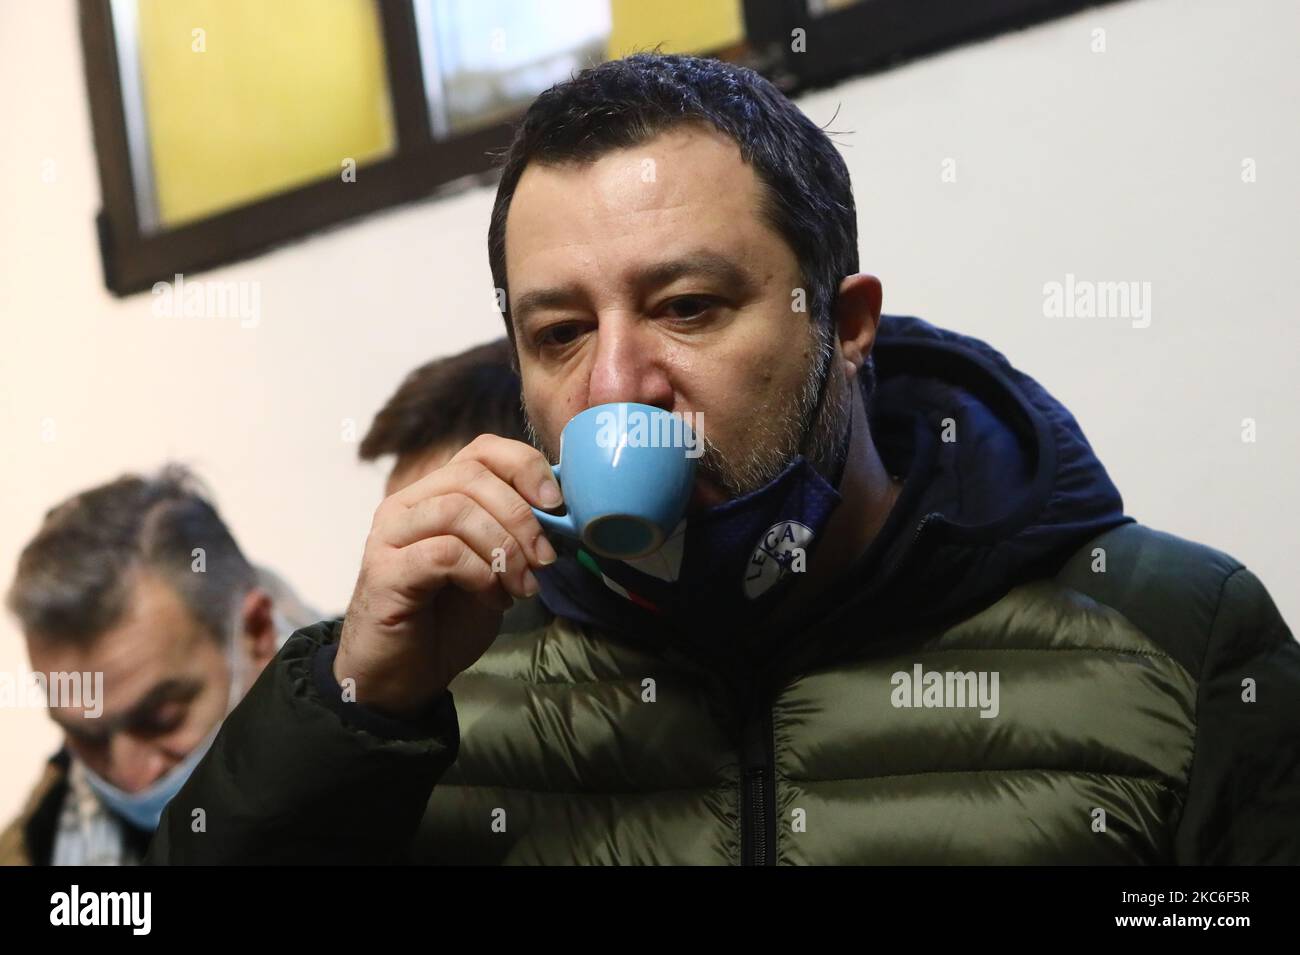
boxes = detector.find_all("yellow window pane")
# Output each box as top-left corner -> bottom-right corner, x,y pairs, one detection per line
607,0 -> 744,59
136,0 -> 395,228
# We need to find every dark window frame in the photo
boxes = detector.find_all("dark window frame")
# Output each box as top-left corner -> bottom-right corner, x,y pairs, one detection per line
744,0 -> 1118,91
81,0 -> 523,296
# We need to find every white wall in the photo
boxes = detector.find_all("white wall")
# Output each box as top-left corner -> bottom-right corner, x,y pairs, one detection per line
2,0 -> 1297,823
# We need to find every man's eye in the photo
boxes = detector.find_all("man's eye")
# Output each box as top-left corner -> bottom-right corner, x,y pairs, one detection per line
136,705 -> 185,736
663,296 -> 716,320
538,323 -> 582,349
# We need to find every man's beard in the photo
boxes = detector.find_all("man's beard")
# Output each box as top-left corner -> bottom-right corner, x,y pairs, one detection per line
522,319 -> 852,500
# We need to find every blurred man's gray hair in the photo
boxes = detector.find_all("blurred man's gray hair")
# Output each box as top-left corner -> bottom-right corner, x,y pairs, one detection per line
7,464 -> 258,645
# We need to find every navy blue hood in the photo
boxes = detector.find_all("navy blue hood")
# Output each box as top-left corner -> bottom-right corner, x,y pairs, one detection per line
535,314 -> 1133,654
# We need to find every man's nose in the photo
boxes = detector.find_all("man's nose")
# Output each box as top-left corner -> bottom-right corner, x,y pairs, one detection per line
585,316 -> 674,409
108,734 -> 173,793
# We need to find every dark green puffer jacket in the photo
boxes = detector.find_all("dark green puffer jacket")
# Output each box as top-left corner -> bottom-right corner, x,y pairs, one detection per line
148,317 -> 1300,864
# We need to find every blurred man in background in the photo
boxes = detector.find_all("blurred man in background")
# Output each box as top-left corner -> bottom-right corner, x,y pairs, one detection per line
359,337 -> 528,496
0,465 -> 319,865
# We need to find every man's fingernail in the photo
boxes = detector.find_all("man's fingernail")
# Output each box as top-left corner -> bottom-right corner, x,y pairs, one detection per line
535,534 -> 558,565
538,479 -> 562,508
522,570 -> 540,596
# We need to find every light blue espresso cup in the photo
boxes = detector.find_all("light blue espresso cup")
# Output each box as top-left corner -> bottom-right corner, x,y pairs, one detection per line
532,402 -> 699,560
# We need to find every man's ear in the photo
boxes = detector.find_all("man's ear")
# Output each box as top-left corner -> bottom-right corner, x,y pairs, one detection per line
236,588 -> 278,673
833,274 -> 883,379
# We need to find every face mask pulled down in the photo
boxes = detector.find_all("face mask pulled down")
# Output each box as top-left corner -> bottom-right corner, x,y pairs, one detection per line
575,452 -> 843,637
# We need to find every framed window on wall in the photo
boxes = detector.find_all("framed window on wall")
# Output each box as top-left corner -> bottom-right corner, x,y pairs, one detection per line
80,0 -> 751,295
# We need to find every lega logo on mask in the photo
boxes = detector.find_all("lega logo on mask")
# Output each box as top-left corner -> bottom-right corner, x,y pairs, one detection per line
744,521 -> 814,599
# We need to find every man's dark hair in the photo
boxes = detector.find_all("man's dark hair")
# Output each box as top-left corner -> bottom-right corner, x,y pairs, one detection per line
487,52 -> 870,392
6,464 -> 257,645
359,337 -> 527,462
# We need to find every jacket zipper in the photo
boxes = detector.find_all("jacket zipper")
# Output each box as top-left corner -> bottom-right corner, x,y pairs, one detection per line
740,693 -> 775,866
734,516 -> 941,864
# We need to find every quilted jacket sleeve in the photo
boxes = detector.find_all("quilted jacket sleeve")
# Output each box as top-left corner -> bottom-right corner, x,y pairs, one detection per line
146,618 -> 461,865
1173,567 -> 1300,864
